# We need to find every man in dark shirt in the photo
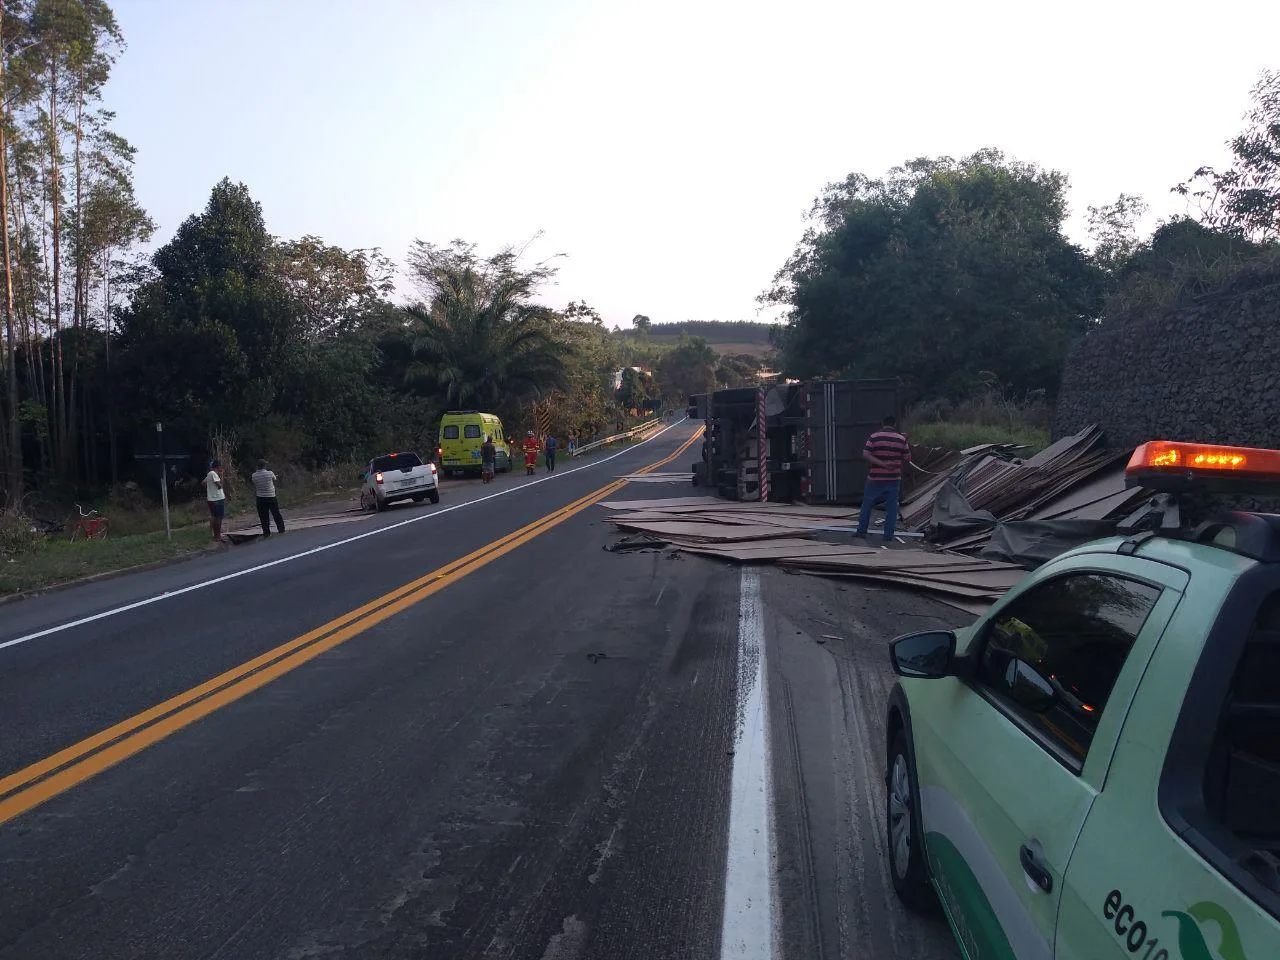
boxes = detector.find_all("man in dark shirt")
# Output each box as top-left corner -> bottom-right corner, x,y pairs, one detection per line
481,435 -> 497,484
857,415 -> 911,541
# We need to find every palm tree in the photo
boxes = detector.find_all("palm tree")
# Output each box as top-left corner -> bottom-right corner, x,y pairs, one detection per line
405,240 -> 569,414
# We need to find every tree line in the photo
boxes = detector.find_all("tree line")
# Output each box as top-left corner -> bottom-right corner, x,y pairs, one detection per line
0,0 -> 153,505
0,169 -> 759,506
0,2 -> 763,510
764,69 -> 1280,407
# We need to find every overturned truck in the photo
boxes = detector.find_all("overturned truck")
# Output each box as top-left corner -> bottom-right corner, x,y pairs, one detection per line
688,379 -> 900,505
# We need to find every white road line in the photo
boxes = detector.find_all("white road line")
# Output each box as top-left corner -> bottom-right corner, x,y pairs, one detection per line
720,567 -> 777,960
0,419 -> 689,653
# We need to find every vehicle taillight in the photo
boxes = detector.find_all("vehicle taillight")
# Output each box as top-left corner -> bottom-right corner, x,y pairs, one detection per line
374,471 -> 384,484
429,463 -> 438,474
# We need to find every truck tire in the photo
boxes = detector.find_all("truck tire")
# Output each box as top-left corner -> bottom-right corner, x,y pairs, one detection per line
887,732 -> 936,913
374,494 -> 386,513
429,489 -> 440,504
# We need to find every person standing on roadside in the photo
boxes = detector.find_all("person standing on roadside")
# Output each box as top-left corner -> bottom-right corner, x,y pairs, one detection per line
856,416 -> 911,542
481,435 -> 496,484
205,459 -> 227,543
252,458 -> 286,538
544,434 -> 558,472
522,430 -> 539,475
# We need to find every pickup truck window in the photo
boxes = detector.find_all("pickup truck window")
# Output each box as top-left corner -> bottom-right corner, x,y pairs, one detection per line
443,426 -> 459,440
977,573 -> 1160,769
371,453 -> 422,472
464,424 -> 481,439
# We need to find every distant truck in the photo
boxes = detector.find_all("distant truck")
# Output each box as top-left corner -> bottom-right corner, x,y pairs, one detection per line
689,379 -> 900,505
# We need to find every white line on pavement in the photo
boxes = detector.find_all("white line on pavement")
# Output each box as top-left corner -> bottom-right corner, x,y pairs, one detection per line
720,567 -> 777,960
0,419 -> 689,653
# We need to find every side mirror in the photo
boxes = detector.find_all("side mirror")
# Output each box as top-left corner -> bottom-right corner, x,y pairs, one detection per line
1004,659 -> 1057,713
890,631 -> 956,679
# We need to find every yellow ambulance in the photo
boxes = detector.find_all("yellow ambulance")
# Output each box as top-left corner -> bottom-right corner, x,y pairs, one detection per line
437,411 -> 512,476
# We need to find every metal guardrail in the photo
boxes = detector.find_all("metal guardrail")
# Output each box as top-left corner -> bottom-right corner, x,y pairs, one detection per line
568,416 -> 667,458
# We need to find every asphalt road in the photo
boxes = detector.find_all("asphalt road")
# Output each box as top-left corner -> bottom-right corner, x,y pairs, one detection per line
0,420 -> 962,960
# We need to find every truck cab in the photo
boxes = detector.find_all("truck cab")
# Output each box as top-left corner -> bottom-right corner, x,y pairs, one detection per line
884,439 -> 1280,959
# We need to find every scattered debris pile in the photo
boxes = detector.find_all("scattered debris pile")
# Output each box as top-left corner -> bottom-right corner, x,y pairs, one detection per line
598,496 -> 1024,615
601,425 -> 1155,615
900,425 -> 1151,563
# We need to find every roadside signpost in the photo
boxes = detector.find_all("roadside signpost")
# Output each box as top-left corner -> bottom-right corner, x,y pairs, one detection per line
132,422 -> 186,542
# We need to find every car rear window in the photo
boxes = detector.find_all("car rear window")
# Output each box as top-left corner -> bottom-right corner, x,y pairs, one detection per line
372,453 -> 422,472
443,425 -> 459,440
464,424 -> 481,439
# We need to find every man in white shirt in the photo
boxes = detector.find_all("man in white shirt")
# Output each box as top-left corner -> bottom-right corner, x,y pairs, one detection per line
205,459 -> 227,543
251,458 -> 286,538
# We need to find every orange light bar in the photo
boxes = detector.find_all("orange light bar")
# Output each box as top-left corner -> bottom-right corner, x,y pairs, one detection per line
1126,441 -> 1280,481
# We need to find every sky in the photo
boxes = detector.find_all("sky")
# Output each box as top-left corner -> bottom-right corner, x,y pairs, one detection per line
104,0 -> 1280,328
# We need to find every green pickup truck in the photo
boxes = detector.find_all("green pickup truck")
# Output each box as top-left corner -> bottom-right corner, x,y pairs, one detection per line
884,440 -> 1279,960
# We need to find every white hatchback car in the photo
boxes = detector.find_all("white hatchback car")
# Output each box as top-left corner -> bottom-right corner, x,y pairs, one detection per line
359,452 -> 439,511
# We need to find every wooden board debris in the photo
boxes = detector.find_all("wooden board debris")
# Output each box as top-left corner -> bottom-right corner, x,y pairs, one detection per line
599,426 -> 1138,611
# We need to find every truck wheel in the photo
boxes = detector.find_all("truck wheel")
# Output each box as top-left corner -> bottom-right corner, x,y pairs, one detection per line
429,490 -> 440,504
374,495 -> 386,513
887,732 -> 936,912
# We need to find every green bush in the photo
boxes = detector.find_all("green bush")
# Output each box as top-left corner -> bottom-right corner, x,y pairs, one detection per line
906,421 -> 1049,454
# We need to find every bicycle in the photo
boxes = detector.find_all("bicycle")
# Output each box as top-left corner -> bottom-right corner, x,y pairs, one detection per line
70,504 -> 109,542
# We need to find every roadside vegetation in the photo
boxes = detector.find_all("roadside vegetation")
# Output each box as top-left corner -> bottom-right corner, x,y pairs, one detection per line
763,70 -> 1280,431
0,505 -> 212,596
905,388 -> 1052,453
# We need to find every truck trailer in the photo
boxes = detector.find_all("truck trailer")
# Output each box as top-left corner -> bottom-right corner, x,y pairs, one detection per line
689,379 -> 900,505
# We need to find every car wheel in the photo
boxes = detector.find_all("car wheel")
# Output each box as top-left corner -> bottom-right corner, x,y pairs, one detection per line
429,489 -> 440,504
887,732 -> 936,912
374,494 -> 386,513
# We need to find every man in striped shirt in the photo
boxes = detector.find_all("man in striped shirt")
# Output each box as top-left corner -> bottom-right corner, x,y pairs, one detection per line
857,416 -> 911,541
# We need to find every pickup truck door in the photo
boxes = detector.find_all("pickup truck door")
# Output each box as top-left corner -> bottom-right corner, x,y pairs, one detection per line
914,556 -> 1185,960
1057,567 -> 1279,960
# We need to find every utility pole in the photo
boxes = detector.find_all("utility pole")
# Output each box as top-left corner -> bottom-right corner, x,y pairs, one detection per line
156,422 -> 170,541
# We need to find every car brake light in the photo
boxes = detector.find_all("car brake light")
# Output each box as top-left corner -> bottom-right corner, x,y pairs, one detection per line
374,471 -> 384,484
429,463 -> 437,474
1126,441 -> 1280,483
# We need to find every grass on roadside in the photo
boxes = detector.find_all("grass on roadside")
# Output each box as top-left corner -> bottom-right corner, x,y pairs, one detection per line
0,524 -> 213,596
906,420 -> 1050,454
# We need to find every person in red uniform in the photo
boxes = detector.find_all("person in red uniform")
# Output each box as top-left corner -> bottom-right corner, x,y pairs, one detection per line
522,430 -> 539,475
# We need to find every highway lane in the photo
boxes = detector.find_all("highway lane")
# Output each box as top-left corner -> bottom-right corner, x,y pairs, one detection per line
0,423 -> 696,782
0,418 -> 961,959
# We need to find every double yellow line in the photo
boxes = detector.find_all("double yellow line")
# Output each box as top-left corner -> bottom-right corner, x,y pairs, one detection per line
0,428 -> 703,827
